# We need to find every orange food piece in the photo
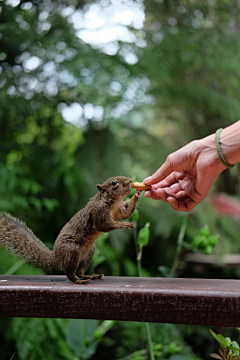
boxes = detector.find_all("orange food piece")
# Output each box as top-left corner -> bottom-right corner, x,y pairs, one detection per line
132,182 -> 152,191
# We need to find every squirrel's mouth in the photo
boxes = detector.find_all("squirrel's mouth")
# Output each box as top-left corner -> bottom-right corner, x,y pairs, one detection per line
124,183 -> 132,195
124,178 -> 132,196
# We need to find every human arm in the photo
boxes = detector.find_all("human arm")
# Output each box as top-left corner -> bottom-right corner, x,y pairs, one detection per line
143,121 -> 240,212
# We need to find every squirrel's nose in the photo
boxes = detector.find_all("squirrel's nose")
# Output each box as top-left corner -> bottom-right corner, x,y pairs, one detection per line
124,178 -> 132,186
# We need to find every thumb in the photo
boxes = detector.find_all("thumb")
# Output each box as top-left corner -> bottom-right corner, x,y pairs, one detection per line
144,158 -> 173,185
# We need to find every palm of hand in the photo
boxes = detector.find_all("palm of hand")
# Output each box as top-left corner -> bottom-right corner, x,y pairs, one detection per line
146,153 -> 221,211
148,170 -> 201,211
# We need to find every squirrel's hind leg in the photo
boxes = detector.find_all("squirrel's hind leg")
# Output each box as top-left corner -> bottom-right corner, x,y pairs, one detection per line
77,273 -> 104,280
66,266 -> 90,284
76,246 -> 104,280
68,276 -> 90,284
62,244 -> 90,284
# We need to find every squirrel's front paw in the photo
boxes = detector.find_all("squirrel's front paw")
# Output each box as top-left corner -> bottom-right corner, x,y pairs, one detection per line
122,222 -> 135,229
134,190 -> 141,200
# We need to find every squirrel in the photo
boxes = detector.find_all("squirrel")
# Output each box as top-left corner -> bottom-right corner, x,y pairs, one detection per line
0,176 -> 140,284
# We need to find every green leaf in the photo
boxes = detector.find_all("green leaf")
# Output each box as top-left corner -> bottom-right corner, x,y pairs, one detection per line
192,235 -> 202,247
193,235 -> 208,250
227,344 -> 240,353
217,334 -> 227,348
225,337 -> 231,346
67,319 -> 98,359
204,244 -> 213,254
230,340 -> 240,349
29,196 -> 42,211
153,343 -> 163,352
208,235 -> 218,246
167,342 -> 181,354
200,225 -> 210,237
94,320 -> 115,340
138,222 -> 150,247
129,208 -> 139,221
209,329 -> 225,347
43,198 -> 59,212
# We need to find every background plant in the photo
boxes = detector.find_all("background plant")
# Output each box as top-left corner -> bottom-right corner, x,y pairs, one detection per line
209,329 -> 240,360
1,0 -> 240,359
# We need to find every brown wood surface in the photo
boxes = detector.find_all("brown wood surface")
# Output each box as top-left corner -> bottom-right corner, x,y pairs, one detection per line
0,275 -> 240,327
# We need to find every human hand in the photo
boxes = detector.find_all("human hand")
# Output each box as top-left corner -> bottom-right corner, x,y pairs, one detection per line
144,135 -> 226,211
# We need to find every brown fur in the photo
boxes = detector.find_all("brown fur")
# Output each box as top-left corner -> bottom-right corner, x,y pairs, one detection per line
0,176 -> 140,284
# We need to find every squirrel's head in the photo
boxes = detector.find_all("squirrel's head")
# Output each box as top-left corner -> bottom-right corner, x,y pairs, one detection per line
97,176 -> 132,200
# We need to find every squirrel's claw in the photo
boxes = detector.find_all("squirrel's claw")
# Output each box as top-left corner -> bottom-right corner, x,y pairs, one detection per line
134,190 -> 141,200
77,273 -> 104,280
89,273 -> 104,280
122,222 -> 135,229
74,279 -> 91,284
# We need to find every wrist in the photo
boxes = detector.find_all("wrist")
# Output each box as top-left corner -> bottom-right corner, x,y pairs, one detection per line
215,129 -> 234,168
198,134 -> 226,173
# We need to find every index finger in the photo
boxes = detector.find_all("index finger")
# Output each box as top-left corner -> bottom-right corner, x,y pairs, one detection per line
151,172 -> 181,189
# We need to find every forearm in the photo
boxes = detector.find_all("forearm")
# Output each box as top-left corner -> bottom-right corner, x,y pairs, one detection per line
197,120 -> 240,174
219,120 -> 240,166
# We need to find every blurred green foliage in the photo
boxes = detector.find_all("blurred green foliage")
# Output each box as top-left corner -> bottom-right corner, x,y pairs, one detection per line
1,0 -> 240,359
192,225 -> 218,254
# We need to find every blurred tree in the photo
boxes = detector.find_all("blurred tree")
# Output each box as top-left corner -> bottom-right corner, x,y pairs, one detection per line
1,0 -> 240,359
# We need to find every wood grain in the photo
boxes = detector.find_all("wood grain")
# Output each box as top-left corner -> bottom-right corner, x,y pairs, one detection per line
1,275 -> 240,327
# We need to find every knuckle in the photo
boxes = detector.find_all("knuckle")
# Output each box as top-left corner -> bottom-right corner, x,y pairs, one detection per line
166,154 -> 174,171
166,154 -> 172,163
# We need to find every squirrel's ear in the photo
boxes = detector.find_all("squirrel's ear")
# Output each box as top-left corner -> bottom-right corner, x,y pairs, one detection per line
97,184 -> 105,193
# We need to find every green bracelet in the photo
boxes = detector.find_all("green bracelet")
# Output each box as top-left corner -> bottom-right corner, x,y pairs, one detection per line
215,128 -> 235,168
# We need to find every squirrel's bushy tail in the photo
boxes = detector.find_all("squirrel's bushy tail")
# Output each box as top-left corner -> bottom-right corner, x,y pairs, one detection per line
0,213 -> 53,270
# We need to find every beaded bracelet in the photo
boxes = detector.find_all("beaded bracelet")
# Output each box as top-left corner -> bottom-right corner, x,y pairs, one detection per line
215,128 -> 235,168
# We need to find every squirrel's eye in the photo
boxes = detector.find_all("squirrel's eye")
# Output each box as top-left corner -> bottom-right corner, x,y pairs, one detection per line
112,180 -> 118,186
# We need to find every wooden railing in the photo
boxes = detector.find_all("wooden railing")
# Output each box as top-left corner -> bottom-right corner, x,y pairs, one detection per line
0,275 -> 240,327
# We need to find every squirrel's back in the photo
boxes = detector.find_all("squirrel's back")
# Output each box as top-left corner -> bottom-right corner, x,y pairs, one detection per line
0,213 -> 53,269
